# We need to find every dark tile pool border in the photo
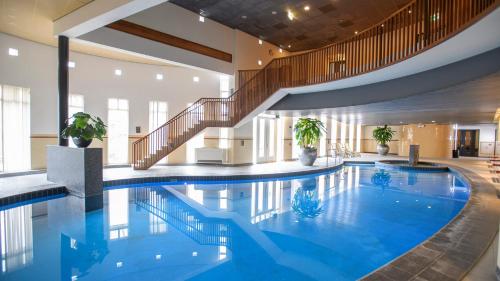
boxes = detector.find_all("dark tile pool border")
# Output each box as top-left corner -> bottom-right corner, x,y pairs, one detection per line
361,162 -> 500,281
103,163 -> 344,187
0,186 -> 67,208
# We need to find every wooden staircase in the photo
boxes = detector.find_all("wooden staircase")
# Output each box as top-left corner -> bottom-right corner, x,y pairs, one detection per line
132,0 -> 498,169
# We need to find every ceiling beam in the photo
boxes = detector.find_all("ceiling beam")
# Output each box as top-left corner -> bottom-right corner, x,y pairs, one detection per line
53,0 -> 167,37
107,20 -> 233,63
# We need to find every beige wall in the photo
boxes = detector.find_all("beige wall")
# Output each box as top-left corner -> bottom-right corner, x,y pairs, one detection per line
399,124 -> 454,158
360,124 -> 454,159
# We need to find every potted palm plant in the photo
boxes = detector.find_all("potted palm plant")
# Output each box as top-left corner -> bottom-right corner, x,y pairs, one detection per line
62,112 -> 106,148
294,117 -> 326,166
372,125 -> 395,155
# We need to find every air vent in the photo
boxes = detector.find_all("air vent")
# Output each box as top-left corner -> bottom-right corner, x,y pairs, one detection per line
338,19 -> 353,28
273,22 -> 287,30
296,34 -> 308,40
318,4 -> 336,13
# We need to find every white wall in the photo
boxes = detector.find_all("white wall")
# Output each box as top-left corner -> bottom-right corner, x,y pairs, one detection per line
0,32 -> 221,135
79,2 -> 288,74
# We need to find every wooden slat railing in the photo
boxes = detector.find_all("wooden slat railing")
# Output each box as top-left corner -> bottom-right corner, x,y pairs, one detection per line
133,0 -> 498,169
237,69 -> 260,89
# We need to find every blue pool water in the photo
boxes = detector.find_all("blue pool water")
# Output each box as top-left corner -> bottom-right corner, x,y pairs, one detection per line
0,165 -> 469,281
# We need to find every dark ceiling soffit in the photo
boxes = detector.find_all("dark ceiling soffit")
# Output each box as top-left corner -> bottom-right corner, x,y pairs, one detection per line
107,20 -> 233,63
270,46 -> 500,111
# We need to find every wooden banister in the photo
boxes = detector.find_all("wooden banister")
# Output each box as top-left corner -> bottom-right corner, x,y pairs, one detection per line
133,0 -> 498,169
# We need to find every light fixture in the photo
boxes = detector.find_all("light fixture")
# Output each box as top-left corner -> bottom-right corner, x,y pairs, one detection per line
288,44 -> 292,48
399,121 -> 403,124
192,252 -> 198,257
408,10 -> 412,14
304,5 -> 310,11
114,69 -> 122,76
258,60 -> 262,66
287,10 -> 295,20
241,15 -> 247,19
272,11 -> 277,15
381,24 -> 384,27
354,31 -> 358,35
156,74 -> 164,80
279,48 -> 283,53
193,76 -> 200,82
116,261 -> 123,268
68,61 -> 76,68
8,48 -> 18,56
199,15 -> 205,22
155,254 -> 162,260
258,39 -> 263,45
431,120 -> 436,123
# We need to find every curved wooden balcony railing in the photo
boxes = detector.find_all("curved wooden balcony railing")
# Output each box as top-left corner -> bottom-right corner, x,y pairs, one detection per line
133,0 -> 498,169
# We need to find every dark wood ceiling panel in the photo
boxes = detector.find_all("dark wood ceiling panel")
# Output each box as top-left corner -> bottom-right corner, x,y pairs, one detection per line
169,0 -> 411,51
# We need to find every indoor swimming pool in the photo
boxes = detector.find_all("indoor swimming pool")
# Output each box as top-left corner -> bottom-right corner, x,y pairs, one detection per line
0,164 -> 470,281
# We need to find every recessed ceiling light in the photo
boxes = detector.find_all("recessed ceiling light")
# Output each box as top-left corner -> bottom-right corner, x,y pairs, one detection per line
354,31 -> 358,35
279,48 -> 283,53
304,5 -> 310,11
192,251 -> 198,257
258,60 -> 262,66
400,121 -> 403,124
241,15 -> 247,19
381,24 -> 384,27
199,15 -> 205,22
431,120 -> 436,123
287,10 -> 295,20
272,11 -> 277,15
8,48 -> 18,56
114,69 -> 122,76
193,76 -> 200,82
156,74 -> 163,80
116,261 -> 123,268
155,254 -> 162,260
258,39 -> 263,45
68,61 -> 76,68
408,10 -> 412,14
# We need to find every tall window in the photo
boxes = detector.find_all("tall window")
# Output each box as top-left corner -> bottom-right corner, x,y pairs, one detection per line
149,101 -> 168,163
219,75 -> 230,149
108,98 -> 129,164
68,94 -> 84,117
68,94 -> 84,148
186,102 -> 205,163
0,85 -> 30,172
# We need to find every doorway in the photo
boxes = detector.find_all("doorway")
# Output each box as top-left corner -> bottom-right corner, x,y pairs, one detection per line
457,130 -> 479,157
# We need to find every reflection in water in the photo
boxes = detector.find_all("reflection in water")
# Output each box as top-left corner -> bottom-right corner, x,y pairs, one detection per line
0,205 -> 33,272
371,169 -> 392,189
108,189 -> 129,240
292,187 -> 322,218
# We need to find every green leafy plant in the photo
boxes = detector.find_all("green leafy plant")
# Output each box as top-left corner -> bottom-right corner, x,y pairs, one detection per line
372,125 -> 395,145
294,118 -> 326,149
62,112 -> 106,141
